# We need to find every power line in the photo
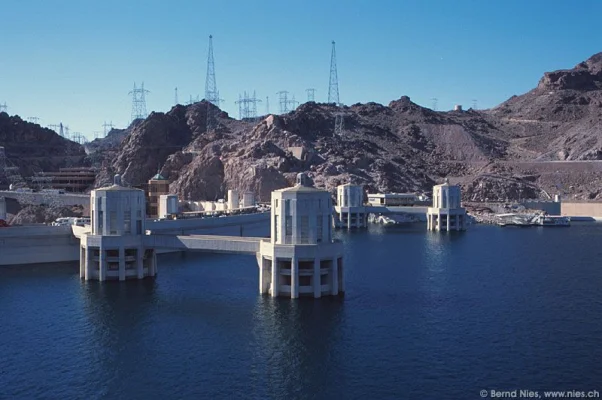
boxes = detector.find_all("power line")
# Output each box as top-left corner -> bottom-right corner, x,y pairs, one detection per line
0,103 -> 7,113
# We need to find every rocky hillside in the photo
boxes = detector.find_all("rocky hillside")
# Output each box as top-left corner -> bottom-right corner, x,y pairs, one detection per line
91,52 -> 602,202
0,113 -> 87,188
488,52 -> 602,161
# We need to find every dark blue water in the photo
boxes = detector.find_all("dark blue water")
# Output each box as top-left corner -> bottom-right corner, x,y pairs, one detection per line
1,224 -> 601,399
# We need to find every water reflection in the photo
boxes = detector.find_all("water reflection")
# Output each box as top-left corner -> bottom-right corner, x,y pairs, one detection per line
79,279 -> 158,397
250,295 -> 346,399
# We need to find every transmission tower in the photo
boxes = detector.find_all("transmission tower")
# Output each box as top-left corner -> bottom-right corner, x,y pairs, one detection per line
235,91 -> 263,121
472,99 -> 478,110
27,117 -> 40,124
187,95 -> 200,105
334,113 -> 344,136
276,91 -> 299,114
0,103 -> 7,113
102,121 -> 114,136
175,87 -> 179,105
431,98 -> 438,111
63,125 -> 70,138
93,131 -> 102,140
328,41 -> 340,105
71,132 -> 87,145
205,35 -> 222,133
48,124 -> 60,132
265,96 -> 270,115
306,88 -> 316,102
128,82 -> 150,122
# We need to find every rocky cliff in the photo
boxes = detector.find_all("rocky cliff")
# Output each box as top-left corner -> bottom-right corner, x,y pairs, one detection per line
0,113 -> 87,188
94,52 -> 602,202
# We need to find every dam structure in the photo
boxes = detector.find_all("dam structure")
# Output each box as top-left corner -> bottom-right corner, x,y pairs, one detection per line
76,173 -> 344,298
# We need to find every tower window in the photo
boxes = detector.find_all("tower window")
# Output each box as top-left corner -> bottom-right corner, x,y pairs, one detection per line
109,211 -> 117,234
317,215 -> 323,242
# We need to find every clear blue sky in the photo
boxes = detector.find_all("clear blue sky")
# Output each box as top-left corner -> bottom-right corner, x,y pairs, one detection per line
1,0 -> 600,141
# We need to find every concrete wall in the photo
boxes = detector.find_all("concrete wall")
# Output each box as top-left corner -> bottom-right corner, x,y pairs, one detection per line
2,213 -> 271,266
0,225 -> 80,266
520,201 -> 561,215
561,202 -> 602,218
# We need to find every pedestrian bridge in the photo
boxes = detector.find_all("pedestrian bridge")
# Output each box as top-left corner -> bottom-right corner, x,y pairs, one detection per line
143,233 -> 263,255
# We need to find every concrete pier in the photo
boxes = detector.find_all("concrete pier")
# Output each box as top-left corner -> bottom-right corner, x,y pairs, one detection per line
426,179 -> 467,231
76,172 -> 345,299
257,173 -> 344,298
79,174 -> 157,281
334,183 -> 367,229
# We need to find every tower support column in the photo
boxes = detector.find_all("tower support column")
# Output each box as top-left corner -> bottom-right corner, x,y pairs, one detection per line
79,247 -> 85,279
313,258 -> 321,298
137,246 -> 144,279
271,257 -> 279,297
331,257 -> 339,295
291,256 -> 299,299
98,248 -> 106,281
119,247 -> 126,281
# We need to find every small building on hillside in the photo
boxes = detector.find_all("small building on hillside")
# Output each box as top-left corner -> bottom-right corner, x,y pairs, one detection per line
147,173 -> 169,218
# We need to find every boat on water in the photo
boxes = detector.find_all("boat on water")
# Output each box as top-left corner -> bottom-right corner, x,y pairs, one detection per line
531,214 -> 570,227
368,213 -> 417,225
496,212 -> 570,227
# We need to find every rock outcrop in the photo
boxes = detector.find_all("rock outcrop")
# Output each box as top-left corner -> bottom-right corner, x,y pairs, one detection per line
8,204 -> 84,225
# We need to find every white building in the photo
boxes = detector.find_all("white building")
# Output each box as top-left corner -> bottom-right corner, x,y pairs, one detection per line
227,190 -> 239,210
426,179 -> 467,231
241,191 -> 255,208
257,173 -> 344,298
367,193 -> 424,207
79,174 -> 157,281
158,194 -> 179,219
334,183 -> 367,229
